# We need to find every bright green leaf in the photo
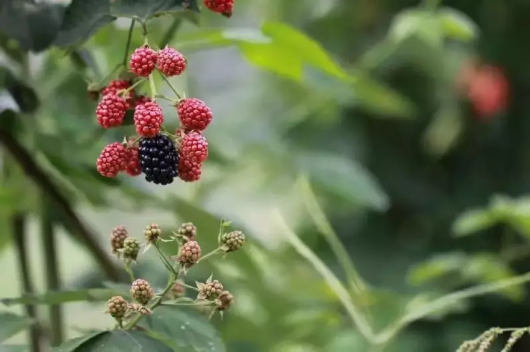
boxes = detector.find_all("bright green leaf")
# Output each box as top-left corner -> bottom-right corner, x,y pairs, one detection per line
54,0 -> 115,47
422,102 -> 463,157
438,8 -> 478,41
140,306 -> 226,352
296,153 -> 389,211
452,208 -> 502,237
111,0 -> 199,21
408,252 -> 468,285
75,330 -> 172,352
0,313 -> 33,343
1,288 -> 120,306
389,9 -> 442,47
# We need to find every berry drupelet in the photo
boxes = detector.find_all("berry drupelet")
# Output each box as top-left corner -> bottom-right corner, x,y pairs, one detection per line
138,134 -> 179,185
157,46 -> 187,77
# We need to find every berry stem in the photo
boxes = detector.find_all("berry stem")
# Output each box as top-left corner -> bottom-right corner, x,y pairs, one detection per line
124,267 -> 180,330
95,64 -> 122,90
181,283 -> 200,292
148,74 -> 157,100
156,94 -> 178,104
124,263 -> 135,282
154,243 -> 179,276
158,71 -> 183,99
198,248 -> 224,263
123,19 -> 136,67
118,78 -> 146,96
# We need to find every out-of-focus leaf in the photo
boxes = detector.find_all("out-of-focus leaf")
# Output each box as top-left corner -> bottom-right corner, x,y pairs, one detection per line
140,306 -> 225,352
111,0 -> 200,21
389,9 -> 442,47
0,67 -> 39,113
0,313 -> 33,343
438,8 -> 478,41
463,254 -> 524,301
408,252 -> 468,285
422,103 -> 463,157
0,345 -> 29,352
1,288 -> 120,306
74,330 -> 172,352
296,153 -> 389,211
0,1 -> 65,52
326,330 -> 368,352
54,0 -> 115,48
52,331 -> 104,352
452,208 -> 500,237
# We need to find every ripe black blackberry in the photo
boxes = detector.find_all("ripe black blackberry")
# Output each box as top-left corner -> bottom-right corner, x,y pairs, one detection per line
138,134 -> 179,185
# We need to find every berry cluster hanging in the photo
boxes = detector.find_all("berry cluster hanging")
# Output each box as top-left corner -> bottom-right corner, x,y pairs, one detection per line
95,43 -> 213,186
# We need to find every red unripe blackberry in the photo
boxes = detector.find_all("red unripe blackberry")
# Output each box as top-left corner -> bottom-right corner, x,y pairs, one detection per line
110,225 -> 129,254
177,240 -> 202,267
177,98 -> 213,131
97,142 -> 128,177
102,79 -> 135,106
203,0 -> 234,17
177,157 -> 202,182
129,45 -> 158,77
157,46 -> 187,77
96,94 -> 129,128
130,279 -> 155,305
125,146 -> 141,176
134,101 -> 164,137
180,131 -> 208,163
198,280 -> 224,300
107,296 -> 128,319
134,95 -> 152,108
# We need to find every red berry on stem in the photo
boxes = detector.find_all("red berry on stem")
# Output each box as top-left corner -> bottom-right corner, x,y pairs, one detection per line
126,147 -> 142,176
178,157 -> 202,182
203,0 -> 234,17
134,95 -> 152,108
180,131 -> 208,163
178,98 -> 212,131
157,46 -> 187,77
134,101 -> 164,137
97,142 -> 128,177
96,94 -> 129,128
129,45 -> 158,77
102,79 -> 135,105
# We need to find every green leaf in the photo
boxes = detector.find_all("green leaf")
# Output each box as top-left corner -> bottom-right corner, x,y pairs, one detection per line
452,208 -> 500,237
54,0 -> 115,48
0,313 -> 33,343
111,0 -> 200,21
407,252 -> 468,285
296,153 -> 389,211
1,288 -> 120,306
438,8 -> 478,41
0,345 -> 29,352
422,102 -> 463,157
463,254 -> 524,301
52,331 -> 106,352
75,330 -> 172,352
140,306 -> 225,352
389,9 -> 442,47
0,67 -> 39,113
0,1 -> 65,52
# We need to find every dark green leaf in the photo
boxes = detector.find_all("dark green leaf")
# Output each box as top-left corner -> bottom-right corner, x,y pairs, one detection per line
0,109 -> 22,135
0,1 -> 65,52
75,330 -> 172,352
296,153 -> 389,211
52,331 -> 105,352
1,288 -> 120,306
111,0 -> 200,21
0,313 -> 33,343
0,67 -> 39,113
140,306 -> 226,352
54,0 -> 115,48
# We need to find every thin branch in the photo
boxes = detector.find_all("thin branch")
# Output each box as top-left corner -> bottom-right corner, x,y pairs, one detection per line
0,130 -> 121,280
41,205 -> 64,346
123,20 -> 136,67
12,214 -> 42,352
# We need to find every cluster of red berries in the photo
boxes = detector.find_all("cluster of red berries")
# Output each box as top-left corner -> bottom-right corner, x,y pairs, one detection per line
203,0 -> 234,18
95,44 -> 213,185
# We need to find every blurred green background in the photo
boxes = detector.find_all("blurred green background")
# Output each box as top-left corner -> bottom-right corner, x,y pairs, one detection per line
2,0 -> 530,351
